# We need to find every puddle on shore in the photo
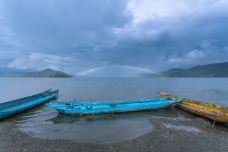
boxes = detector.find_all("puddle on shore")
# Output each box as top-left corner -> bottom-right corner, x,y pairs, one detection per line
15,108 -> 156,144
14,107 -> 194,144
163,123 -> 201,133
24,118 -> 153,144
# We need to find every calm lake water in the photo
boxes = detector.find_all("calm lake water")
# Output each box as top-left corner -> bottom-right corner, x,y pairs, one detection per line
1,78 -> 228,144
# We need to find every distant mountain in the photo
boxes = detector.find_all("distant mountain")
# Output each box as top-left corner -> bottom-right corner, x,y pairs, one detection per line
161,62 -> 228,77
23,68 -> 73,78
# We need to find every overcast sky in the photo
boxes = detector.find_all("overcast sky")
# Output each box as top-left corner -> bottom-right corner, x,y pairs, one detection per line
0,0 -> 228,74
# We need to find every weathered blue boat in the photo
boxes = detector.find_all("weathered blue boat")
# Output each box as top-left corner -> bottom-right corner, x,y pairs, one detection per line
47,97 -> 182,115
0,89 -> 59,119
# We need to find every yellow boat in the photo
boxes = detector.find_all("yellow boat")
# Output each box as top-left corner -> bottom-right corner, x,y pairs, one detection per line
158,92 -> 228,124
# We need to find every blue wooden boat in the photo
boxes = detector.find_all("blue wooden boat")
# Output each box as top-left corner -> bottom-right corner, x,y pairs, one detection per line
0,89 -> 59,119
47,97 -> 182,115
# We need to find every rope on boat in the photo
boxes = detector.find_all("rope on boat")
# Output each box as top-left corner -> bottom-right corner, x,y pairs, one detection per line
212,120 -> 216,128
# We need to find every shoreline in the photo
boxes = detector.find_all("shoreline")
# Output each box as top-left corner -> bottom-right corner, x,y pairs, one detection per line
1,113 -> 228,152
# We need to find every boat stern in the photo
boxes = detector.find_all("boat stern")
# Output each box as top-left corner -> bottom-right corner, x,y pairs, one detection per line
46,101 -> 68,112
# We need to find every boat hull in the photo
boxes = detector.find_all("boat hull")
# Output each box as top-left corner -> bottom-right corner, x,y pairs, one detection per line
47,98 -> 182,115
158,92 -> 228,124
0,90 -> 59,119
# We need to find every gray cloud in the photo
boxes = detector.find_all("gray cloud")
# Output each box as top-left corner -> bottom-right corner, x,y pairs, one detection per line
0,0 -> 228,74
1,0 -> 130,51
101,0 -> 228,72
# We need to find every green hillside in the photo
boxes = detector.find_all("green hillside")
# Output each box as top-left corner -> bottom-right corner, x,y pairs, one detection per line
23,68 -> 73,78
162,62 -> 228,77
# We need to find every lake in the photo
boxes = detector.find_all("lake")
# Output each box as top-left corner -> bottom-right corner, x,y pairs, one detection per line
0,78 -> 228,144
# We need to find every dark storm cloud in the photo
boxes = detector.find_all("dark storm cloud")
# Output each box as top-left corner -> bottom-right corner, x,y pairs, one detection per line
1,0 -> 130,52
0,0 -> 131,72
1,0 -> 228,73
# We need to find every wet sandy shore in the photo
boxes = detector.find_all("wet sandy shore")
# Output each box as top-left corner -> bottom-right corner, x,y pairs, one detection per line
1,114 -> 228,152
